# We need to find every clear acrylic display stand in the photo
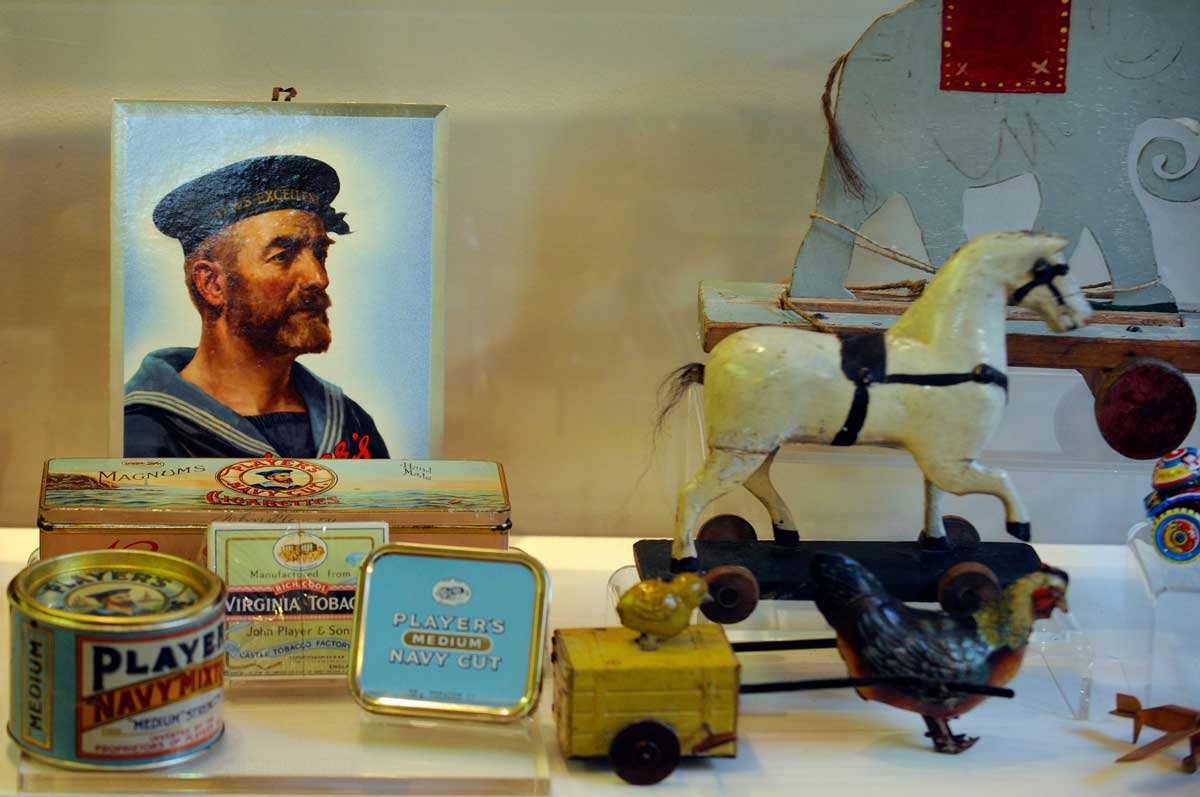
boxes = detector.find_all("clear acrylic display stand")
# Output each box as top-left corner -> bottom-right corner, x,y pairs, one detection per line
18,681 -> 549,795
1124,520 -> 1200,708
608,564 -> 1093,721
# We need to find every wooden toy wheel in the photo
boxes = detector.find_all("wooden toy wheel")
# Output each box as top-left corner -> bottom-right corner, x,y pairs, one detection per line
942,515 -> 980,547
609,720 -> 681,785
697,514 -> 758,542
937,562 -> 1000,614
1090,358 -> 1196,460
701,565 -> 759,624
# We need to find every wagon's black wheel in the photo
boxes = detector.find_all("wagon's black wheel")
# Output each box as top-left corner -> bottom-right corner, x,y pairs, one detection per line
609,720 -> 681,785
697,515 -> 758,542
942,515 -> 981,547
937,561 -> 1000,614
701,565 -> 759,624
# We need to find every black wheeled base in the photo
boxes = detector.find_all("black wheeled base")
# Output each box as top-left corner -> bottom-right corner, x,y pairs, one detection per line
632,538 -> 1042,603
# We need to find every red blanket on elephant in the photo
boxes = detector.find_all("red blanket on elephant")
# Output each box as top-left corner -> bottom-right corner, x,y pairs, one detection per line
940,0 -> 1070,94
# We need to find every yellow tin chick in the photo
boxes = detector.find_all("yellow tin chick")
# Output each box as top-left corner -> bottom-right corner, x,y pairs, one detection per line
617,573 -> 711,650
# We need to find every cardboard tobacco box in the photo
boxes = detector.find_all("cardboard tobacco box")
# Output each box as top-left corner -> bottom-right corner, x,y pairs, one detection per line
39,458 -> 510,564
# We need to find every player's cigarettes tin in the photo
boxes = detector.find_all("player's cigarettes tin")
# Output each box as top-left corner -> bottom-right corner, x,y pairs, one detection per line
38,458 -> 511,564
8,549 -> 226,769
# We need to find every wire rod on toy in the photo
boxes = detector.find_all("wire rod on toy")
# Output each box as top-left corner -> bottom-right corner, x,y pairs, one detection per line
731,638 -> 838,652
740,676 -> 1015,699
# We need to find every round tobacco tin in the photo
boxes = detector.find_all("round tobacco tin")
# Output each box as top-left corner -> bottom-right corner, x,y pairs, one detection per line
8,549 -> 226,769
350,543 -> 550,722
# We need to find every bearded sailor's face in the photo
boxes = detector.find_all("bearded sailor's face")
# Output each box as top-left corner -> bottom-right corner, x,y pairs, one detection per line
223,209 -> 334,356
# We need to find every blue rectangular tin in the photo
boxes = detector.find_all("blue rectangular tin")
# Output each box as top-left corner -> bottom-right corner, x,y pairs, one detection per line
349,543 -> 549,721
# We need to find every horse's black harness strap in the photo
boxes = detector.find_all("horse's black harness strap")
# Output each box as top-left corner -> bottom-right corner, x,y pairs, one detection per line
832,333 -> 884,446
832,332 -> 1008,447
886,365 -> 1009,393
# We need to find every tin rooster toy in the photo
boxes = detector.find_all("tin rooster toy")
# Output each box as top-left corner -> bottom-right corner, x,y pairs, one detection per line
617,573 -> 711,650
812,551 -> 1069,753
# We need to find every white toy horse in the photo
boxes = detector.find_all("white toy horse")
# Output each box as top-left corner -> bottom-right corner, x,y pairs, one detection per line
660,231 -> 1092,571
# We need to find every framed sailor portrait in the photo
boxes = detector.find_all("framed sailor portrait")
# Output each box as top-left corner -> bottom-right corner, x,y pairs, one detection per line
110,101 -> 446,460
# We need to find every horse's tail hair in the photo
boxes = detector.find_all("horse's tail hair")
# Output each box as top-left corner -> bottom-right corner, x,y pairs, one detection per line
823,52 -> 867,201
654,363 -> 705,440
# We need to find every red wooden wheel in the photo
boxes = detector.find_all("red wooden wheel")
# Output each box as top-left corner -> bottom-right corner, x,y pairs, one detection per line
1093,358 -> 1196,460
700,565 -> 759,624
609,720 -> 681,785
697,515 -> 758,542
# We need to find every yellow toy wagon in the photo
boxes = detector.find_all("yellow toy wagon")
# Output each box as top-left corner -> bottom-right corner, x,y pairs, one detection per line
551,624 -> 739,785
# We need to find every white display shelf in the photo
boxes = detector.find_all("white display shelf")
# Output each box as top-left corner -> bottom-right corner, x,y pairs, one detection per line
0,532 -> 1197,796
18,685 -> 547,795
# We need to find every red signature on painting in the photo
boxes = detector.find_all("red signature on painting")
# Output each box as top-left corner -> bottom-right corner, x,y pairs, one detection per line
320,433 -> 373,459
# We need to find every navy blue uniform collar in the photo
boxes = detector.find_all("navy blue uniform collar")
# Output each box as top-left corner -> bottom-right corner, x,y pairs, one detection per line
123,347 -> 345,457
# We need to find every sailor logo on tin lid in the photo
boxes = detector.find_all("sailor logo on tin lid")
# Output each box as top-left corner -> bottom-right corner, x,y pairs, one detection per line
216,459 -> 337,498
34,572 -> 201,618
432,578 -> 472,607
1151,448 -> 1200,492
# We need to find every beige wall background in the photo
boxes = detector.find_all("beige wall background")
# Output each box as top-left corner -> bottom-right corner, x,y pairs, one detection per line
0,1 -> 1180,542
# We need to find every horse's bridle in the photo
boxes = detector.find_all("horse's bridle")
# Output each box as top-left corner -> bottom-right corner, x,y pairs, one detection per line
1011,258 -> 1070,307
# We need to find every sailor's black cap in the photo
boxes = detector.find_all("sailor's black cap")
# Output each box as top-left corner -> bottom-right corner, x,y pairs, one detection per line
153,155 -> 351,254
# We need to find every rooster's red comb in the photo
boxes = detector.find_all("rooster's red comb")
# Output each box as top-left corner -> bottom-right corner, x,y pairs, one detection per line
1039,563 -> 1069,584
